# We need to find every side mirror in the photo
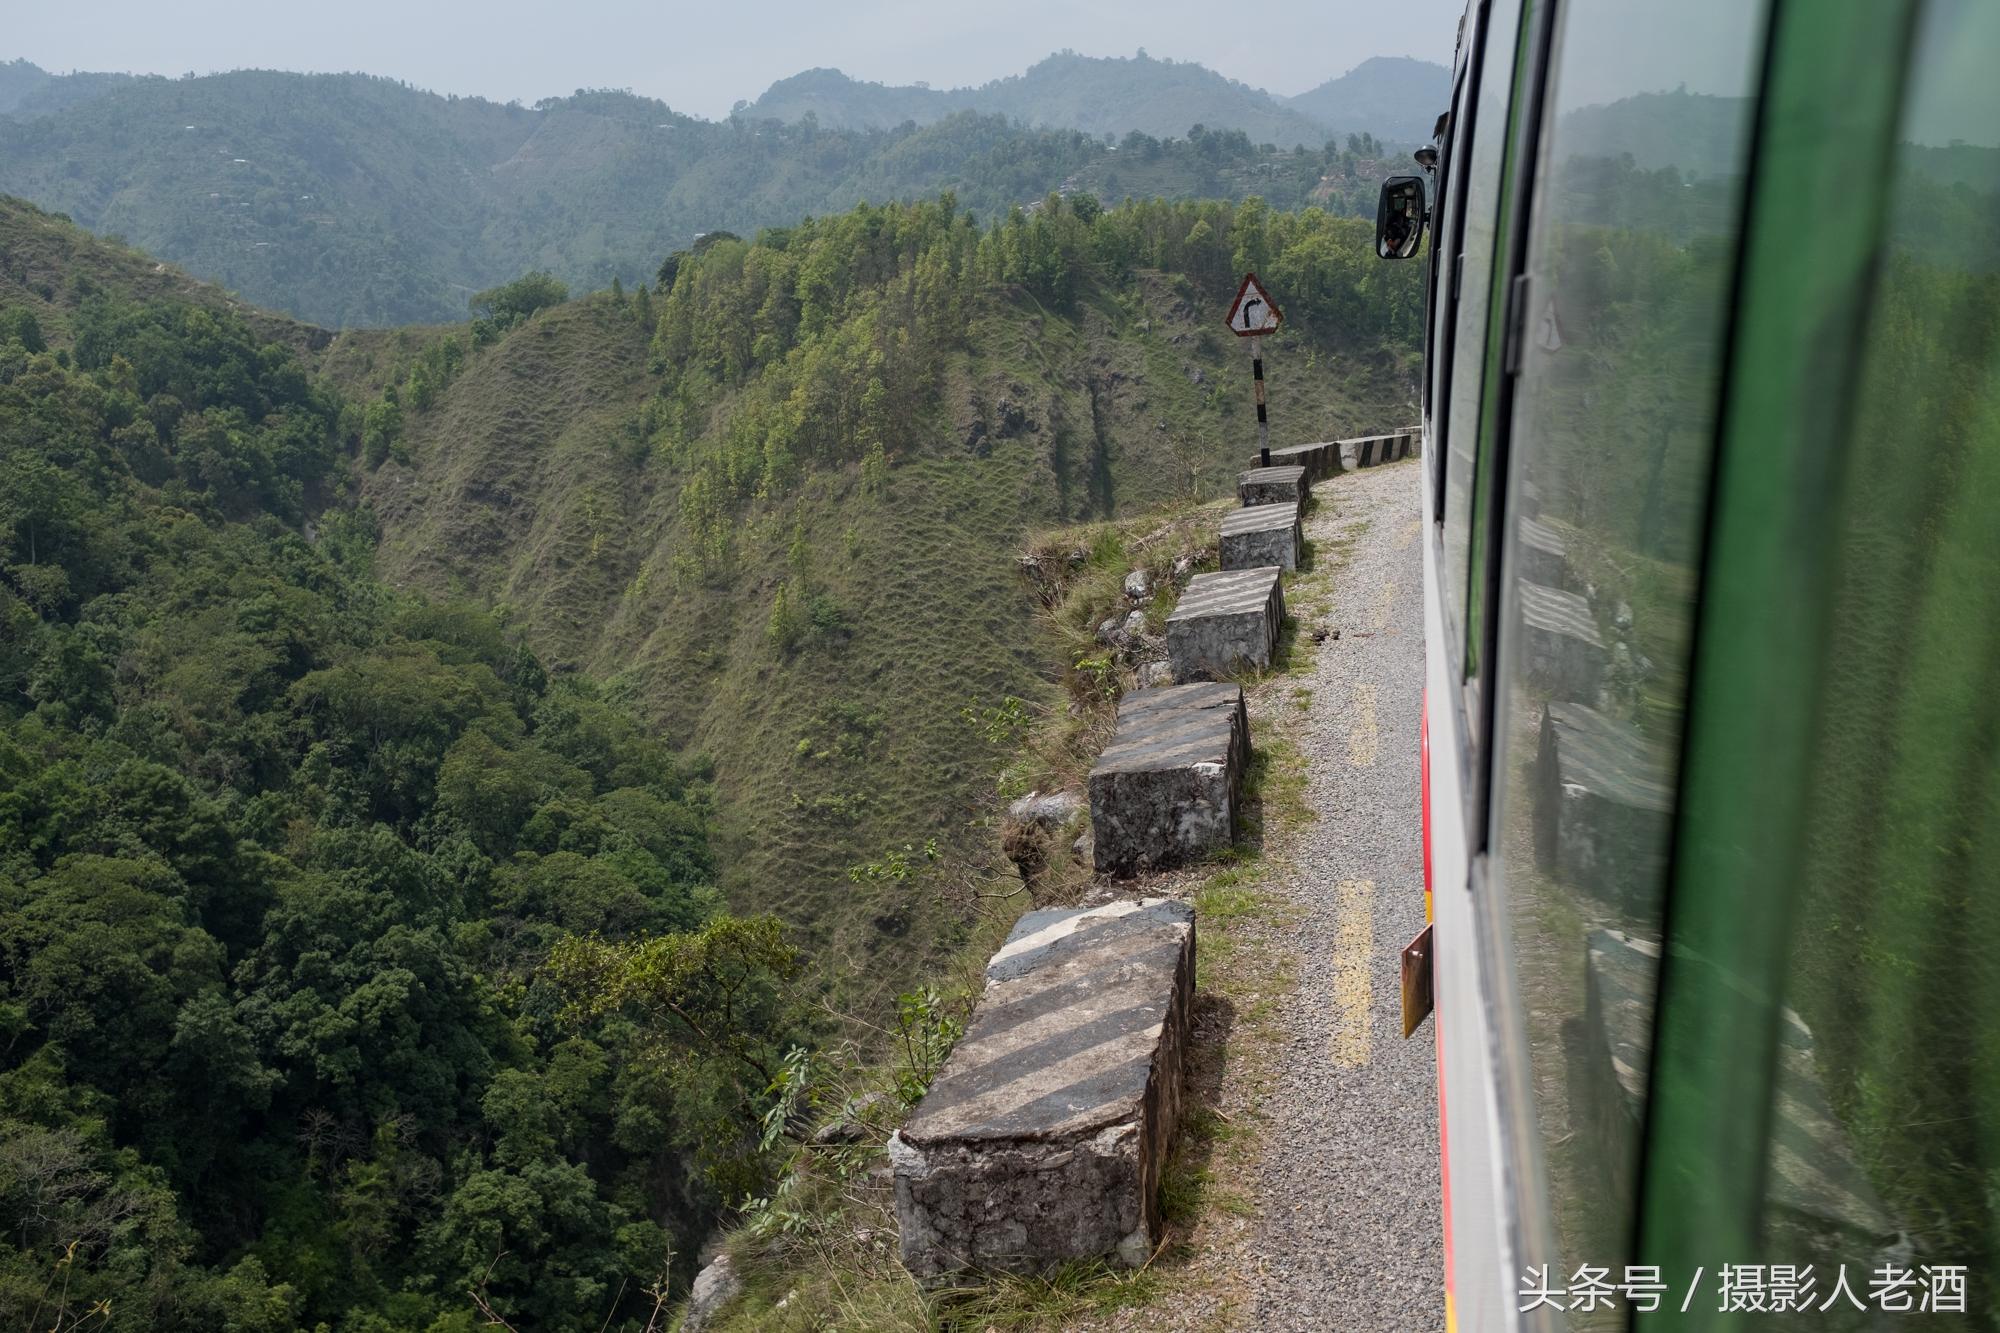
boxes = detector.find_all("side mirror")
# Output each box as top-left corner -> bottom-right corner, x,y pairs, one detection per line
1376,175 -> 1427,260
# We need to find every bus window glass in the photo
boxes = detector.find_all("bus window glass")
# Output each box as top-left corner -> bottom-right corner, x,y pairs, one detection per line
1424,74 -> 1464,513
1439,0 -> 1522,670
1750,3 -> 2000,1322
1484,0 -> 1768,1291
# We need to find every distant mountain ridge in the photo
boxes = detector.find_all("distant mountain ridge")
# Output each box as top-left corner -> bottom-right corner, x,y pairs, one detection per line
0,62 -> 1420,326
744,51 -> 1450,147
0,56 -> 132,117
1290,56 -> 1448,145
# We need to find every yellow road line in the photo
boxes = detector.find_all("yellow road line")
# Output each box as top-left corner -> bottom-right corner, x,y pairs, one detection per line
1369,579 -> 1396,630
1347,681 -> 1378,767
1331,877 -> 1375,1068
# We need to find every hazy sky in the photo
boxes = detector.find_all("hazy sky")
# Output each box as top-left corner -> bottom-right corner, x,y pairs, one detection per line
9,0 -> 1464,119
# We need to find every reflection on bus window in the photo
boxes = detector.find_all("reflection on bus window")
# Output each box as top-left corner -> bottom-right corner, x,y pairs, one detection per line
1754,2 -> 2000,1324
1438,0 -> 1521,669
1485,0 -> 1768,1299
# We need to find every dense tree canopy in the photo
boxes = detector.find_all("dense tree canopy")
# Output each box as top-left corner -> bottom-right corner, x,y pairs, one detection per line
0,188 -> 1426,1327
649,192 -> 1422,580
0,288 -> 801,1329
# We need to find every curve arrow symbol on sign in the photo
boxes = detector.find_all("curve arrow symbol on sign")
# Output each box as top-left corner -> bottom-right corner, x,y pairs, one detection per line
1225,272 -> 1283,337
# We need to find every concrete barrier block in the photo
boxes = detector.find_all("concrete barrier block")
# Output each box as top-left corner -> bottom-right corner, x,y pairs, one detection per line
1518,581 -> 1606,702
1575,925 -> 1894,1249
1256,441 -> 1340,482
1339,434 -> 1380,469
891,898 -> 1197,1281
1236,465 -> 1309,509
1575,927 -> 1657,1208
1340,432 -> 1414,468
1219,503 -> 1302,572
1531,702 -> 1672,902
1166,567 -> 1284,680
1088,682 -> 1250,875
1517,516 -> 1571,592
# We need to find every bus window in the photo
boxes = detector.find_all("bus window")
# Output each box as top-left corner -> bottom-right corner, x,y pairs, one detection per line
1742,4 -> 2000,1321
1426,59 -> 1469,526
1439,0 -> 1523,685
1483,0 -> 1770,1295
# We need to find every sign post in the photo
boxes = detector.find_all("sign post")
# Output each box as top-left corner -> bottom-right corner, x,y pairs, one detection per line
1224,273 -> 1283,465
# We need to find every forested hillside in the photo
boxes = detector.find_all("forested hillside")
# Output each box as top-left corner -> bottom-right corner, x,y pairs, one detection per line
0,58 -> 132,117
0,63 -> 1427,326
744,51 -> 1338,145
0,189 -> 1423,1327
0,196 -> 806,1329
343,191 -> 1424,1004
747,52 -> 1449,149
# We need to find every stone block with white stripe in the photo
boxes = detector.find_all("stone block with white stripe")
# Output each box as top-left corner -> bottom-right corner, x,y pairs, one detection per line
1532,702 -> 1672,902
1517,516 -> 1571,592
890,897 -> 1196,1282
1339,432 -> 1411,470
1519,580 -> 1606,701
1235,464 -> 1309,509
1253,440 -> 1341,481
1087,682 -> 1250,876
1166,567 -> 1285,680
1219,502 -> 1302,572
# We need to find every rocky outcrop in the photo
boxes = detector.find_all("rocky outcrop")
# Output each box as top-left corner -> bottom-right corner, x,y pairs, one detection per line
1008,790 -> 1086,829
682,1253 -> 742,1333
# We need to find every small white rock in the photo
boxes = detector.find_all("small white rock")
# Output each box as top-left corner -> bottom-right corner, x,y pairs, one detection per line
682,1254 -> 742,1333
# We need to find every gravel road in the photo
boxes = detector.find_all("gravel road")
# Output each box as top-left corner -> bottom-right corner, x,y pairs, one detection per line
1241,457 -> 1442,1329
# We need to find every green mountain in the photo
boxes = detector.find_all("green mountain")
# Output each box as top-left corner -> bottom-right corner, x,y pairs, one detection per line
0,57 -> 131,116
0,193 -> 781,1330
0,187 -> 1422,1327
1553,89 -> 1753,180
745,51 -> 1337,146
0,66 -> 1410,327
1288,55 -> 1450,145
342,192 -> 1425,998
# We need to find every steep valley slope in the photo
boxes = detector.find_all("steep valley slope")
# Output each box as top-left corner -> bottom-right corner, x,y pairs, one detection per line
336,201 -> 1421,1007
0,188 -> 1421,1008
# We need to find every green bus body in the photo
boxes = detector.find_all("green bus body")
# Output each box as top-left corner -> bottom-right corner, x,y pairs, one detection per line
1409,0 -> 2000,1327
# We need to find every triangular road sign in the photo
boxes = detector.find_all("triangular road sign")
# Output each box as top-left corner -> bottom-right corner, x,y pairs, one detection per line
1225,272 -> 1282,336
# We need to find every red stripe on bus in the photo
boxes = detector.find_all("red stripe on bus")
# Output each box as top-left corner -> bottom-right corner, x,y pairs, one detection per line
1421,689 -> 1434,919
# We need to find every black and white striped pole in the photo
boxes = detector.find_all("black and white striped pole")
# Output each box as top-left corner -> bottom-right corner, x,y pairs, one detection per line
1227,273 -> 1282,467
1254,341 -> 1270,467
